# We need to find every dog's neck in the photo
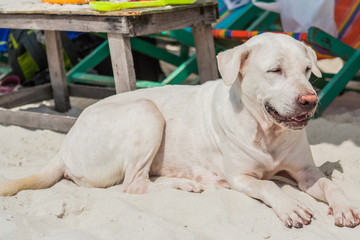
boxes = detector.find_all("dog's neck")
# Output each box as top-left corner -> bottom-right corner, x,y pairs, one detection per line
228,80 -> 292,147
207,80 -> 300,160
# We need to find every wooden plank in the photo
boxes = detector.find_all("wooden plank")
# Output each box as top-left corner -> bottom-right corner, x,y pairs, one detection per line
192,24 -> 218,83
0,15 -> 129,34
44,30 -> 71,112
0,84 -> 52,109
0,108 -> 76,133
0,5 -> 217,36
68,84 -> 116,99
128,5 -> 218,36
0,1 -> 217,17
108,33 -> 137,93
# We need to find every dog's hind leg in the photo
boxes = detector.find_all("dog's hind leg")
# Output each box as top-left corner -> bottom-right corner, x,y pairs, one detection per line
0,156 -> 65,196
117,100 -> 166,194
121,137 -> 164,194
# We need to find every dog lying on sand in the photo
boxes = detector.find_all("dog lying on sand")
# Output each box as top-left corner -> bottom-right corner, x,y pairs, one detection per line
0,33 -> 359,228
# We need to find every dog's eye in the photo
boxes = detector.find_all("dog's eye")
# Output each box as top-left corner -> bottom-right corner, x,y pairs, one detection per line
267,68 -> 282,74
305,66 -> 311,73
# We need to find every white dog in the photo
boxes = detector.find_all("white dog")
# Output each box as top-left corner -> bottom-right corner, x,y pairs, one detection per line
0,33 -> 359,228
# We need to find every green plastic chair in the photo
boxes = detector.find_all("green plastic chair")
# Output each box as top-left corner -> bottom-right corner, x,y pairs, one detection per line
67,0 -> 280,88
306,27 -> 360,116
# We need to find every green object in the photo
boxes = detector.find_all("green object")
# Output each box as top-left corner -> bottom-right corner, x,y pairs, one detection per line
17,50 -> 40,80
90,0 -> 196,12
67,40 -> 110,83
70,0 -> 280,88
157,3 -> 279,84
307,27 -> 360,117
317,49 -> 360,115
67,36 -> 192,88
307,27 -> 355,61
131,37 -> 185,67
72,73 -> 115,87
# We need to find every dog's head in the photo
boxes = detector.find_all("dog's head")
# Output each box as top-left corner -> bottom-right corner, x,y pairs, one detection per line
217,33 -> 322,130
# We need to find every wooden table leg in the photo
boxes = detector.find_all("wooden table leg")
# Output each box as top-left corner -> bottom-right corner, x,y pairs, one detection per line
44,30 -> 71,112
108,33 -> 137,93
192,24 -> 218,84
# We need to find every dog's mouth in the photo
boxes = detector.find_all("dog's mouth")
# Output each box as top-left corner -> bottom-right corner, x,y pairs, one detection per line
265,103 -> 311,130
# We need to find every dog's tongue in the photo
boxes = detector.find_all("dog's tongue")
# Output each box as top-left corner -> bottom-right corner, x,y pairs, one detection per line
294,115 -> 307,122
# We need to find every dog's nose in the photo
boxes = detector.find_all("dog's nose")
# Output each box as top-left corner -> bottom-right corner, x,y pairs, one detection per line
299,93 -> 318,105
298,93 -> 318,109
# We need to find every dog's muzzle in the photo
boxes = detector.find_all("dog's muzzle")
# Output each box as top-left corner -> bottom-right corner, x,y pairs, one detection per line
265,93 -> 318,130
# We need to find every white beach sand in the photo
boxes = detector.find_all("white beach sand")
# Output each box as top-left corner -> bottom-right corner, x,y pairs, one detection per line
0,89 -> 360,240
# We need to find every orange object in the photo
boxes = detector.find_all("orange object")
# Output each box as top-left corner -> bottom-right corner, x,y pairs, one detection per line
334,0 -> 360,49
42,0 -> 95,4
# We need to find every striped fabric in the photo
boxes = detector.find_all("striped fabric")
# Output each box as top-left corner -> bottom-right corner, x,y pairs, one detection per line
212,30 -> 333,58
213,0 -> 360,58
335,0 -> 360,49
216,0 -> 360,47
212,30 -> 308,42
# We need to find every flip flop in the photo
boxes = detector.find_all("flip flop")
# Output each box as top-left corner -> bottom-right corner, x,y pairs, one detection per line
0,75 -> 21,94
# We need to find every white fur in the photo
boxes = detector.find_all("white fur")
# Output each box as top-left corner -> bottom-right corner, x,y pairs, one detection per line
1,33 -> 359,228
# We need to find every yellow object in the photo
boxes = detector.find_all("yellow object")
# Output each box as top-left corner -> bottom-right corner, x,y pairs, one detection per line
89,0 -> 196,12
42,0 -> 95,4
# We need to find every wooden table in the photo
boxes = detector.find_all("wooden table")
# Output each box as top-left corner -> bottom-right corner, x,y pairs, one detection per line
0,0 -> 218,132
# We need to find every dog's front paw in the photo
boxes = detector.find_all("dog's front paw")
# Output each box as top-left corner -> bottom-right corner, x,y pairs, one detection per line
328,202 -> 360,228
274,200 -> 313,228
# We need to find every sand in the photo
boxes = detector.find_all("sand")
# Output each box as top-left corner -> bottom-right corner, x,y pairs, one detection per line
0,90 -> 360,240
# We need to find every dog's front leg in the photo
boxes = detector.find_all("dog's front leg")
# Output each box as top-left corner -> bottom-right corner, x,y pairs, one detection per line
229,174 -> 313,228
293,166 -> 360,228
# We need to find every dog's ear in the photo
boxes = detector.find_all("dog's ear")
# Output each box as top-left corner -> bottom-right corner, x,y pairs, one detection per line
217,45 -> 250,86
304,44 -> 322,78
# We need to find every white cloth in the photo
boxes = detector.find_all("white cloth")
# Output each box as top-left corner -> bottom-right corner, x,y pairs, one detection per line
223,0 -> 251,10
252,0 -> 338,37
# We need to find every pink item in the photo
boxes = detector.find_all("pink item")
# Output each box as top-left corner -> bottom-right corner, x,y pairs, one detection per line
0,75 -> 21,94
